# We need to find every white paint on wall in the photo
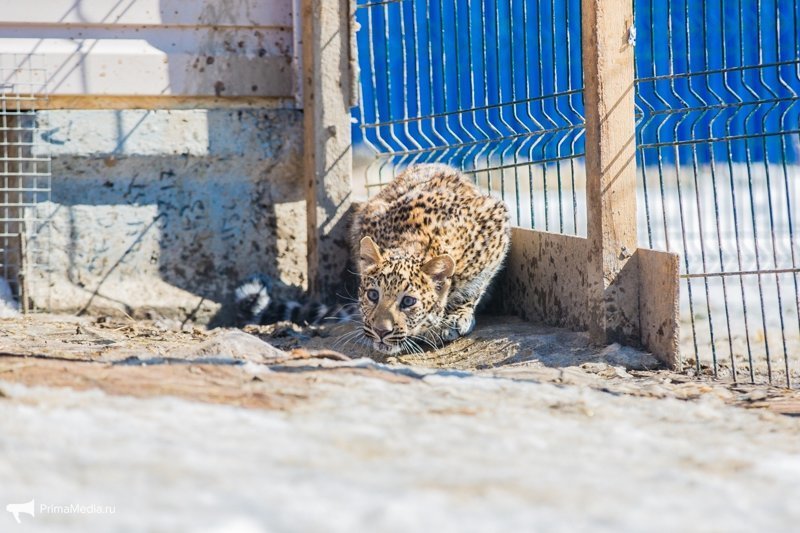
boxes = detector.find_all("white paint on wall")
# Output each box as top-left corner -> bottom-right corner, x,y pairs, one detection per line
0,0 -> 297,98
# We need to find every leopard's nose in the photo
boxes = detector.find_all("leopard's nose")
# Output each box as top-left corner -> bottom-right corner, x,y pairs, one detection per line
375,327 -> 393,340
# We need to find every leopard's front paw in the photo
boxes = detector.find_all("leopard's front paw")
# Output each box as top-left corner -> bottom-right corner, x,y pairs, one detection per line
456,313 -> 476,336
441,310 -> 476,341
442,326 -> 460,342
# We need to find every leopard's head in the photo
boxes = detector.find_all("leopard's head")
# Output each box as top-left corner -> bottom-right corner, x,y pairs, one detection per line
357,236 -> 454,354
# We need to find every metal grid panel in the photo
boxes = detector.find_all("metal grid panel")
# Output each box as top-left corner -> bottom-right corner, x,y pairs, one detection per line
635,0 -> 800,385
354,0 -> 585,234
0,55 -> 51,312
355,0 -> 800,387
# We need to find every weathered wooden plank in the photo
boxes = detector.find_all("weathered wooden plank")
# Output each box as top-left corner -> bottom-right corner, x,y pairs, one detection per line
302,0 -> 353,299
0,30 -> 293,98
0,0 -> 298,99
501,228 -> 589,331
501,228 -> 681,368
638,248 -> 681,368
581,0 -> 639,345
0,0 -> 293,28
25,95 -> 294,111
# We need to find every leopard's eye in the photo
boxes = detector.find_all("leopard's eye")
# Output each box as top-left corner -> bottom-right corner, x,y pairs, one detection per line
366,289 -> 380,303
400,295 -> 417,309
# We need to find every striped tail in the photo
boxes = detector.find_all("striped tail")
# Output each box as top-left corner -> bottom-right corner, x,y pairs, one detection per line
234,274 -> 358,327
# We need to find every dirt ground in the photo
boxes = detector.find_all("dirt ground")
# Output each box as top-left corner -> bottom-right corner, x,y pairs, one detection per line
0,313 -> 797,415
1,314 -> 800,532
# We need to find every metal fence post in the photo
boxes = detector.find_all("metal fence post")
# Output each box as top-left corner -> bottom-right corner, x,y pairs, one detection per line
581,0 -> 640,345
302,0 -> 354,299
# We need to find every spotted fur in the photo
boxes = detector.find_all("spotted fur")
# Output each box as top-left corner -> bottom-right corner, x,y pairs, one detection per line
351,164 -> 510,354
235,274 -> 356,327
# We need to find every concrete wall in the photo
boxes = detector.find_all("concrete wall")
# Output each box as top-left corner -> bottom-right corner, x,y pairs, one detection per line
0,2 -> 321,323
28,107 -> 306,324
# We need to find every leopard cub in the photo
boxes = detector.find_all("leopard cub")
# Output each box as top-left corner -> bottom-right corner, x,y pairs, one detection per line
351,164 -> 510,354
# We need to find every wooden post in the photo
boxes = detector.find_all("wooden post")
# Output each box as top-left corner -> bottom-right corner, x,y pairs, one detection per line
302,0 -> 354,299
582,0 -> 640,345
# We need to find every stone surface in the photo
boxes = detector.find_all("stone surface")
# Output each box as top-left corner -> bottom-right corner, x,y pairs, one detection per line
172,330 -> 289,363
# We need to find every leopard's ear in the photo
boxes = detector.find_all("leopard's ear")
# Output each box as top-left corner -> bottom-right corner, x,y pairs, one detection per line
359,236 -> 383,270
421,254 -> 455,283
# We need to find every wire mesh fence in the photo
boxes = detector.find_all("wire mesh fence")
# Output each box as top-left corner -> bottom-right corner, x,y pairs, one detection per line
635,0 -> 800,386
0,55 -> 52,312
353,0 -> 586,234
354,0 -> 800,386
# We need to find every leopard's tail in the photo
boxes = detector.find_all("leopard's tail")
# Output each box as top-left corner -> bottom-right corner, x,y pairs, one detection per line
234,274 -> 358,327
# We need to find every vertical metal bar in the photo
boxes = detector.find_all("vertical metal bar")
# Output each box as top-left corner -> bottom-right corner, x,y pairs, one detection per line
652,0 -> 672,254
565,0 -> 581,235
395,0 -> 423,164
361,4 -> 393,193
664,0 -> 703,374
681,0 -> 720,377
407,0 -> 436,158
464,0 -> 492,178
757,0 -> 793,388
672,138 -> 701,375
423,0 -> 450,159
551,0 -> 565,233
382,2 -> 405,163
491,0 -> 512,202
477,0 -> 499,192
450,0 -> 480,171
535,0 -> 549,229
634,0 -> 655,251
17,222 -> 27,314
716,0 -> 756,383
701,0 -> 738,381
436,0 -> 450,158
506,0 -> 522,226
738,0 -> 773,382
777,0 -> 800,388
521,0 -> 538,228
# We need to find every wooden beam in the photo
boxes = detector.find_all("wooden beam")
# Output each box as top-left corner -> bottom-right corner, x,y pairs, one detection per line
637,248 -> 681,368
501,228 -> 680,368
15,95 -> 295,111
501,228 -> 589,331
582,0 -> 640,345
302,0 -> 354,299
